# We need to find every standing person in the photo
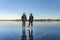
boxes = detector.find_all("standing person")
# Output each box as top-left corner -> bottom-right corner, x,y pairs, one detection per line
21,13 -> 27,27
29,13 -> 33,27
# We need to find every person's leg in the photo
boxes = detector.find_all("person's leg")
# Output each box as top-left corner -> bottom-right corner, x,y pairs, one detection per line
29,21 -> 30,26
31,22 -> 33,27
22,22 -> 25,28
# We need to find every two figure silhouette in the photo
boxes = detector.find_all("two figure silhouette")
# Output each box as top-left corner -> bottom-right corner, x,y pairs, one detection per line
21,13 -> 33,27
21,13 -> 34,40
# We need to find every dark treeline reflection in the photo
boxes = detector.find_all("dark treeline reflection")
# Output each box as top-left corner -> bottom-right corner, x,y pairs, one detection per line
21,22 -> 33,40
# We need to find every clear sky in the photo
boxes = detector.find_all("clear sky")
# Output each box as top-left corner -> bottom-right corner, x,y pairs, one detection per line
0,0 -> 60,19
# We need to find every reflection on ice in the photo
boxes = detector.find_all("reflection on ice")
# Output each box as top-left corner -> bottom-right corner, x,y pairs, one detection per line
0,22 -> 60,40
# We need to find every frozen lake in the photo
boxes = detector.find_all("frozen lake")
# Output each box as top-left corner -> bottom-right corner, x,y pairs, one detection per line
0,21 -> 60,40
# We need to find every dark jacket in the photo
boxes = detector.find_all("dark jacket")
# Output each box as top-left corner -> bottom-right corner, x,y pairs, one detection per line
29,16 -> 33,22
21,15 -> 27,22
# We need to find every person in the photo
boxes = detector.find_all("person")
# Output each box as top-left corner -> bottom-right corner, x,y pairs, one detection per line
29,13 -> 33,27
21,13 -> 27,40
21,13 -> 27,27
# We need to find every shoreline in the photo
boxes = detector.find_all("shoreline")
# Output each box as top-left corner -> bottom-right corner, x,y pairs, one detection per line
0,19 -> 60,21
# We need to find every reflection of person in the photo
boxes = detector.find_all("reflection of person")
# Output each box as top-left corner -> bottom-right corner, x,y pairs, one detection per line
21,25 -> 27,40
21,13 -> 27,27
29,13 -> 33,27
28,27 -> 33,40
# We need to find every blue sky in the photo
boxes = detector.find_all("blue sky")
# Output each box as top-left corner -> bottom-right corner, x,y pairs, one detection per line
0,0 -> 60,19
